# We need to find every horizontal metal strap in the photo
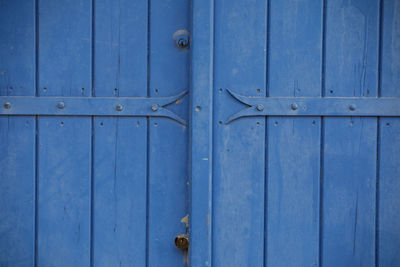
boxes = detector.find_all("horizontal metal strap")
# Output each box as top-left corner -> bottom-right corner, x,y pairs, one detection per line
0,90 -> 188,125
226,89 -> 400,123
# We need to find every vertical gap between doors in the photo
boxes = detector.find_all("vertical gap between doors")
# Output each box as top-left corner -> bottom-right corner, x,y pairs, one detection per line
263,0 -> 270,266
34,0 -> 39,265
319,0 -> 327,265
145,0 -> 151,266
90,0 -> 95,265
376,0 -> 384,265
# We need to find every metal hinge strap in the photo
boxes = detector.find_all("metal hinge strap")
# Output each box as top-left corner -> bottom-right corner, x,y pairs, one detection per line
226,89 -> 400,124
0,90 -> 188,125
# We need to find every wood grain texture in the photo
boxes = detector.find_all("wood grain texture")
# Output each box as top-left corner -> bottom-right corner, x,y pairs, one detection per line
378,0 -> 400,265
0,0 -> 36,265
212,0 -> 267,266
36,0 -> 92,265
267,0 -> 322,265
92,0 -> 148,266
147,0 -> 190,266
322,0 -> 379,265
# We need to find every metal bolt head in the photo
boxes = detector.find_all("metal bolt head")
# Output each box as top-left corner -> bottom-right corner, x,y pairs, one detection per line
115,104 -> 123,111
291,103 -> 298,110
178,38 -> 188,47
57,101 -> 65,109
174,234 -> 189,251
176,34 -> 189,48
256,104 -> 264,111
349,104 -> 356,111
3,101 -> 11,109
151,104 -> 159,112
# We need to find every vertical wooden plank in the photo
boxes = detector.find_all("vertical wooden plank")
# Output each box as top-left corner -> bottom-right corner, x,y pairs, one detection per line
189,0 -> 214,265
266,1 -> 322,266
147,0 -> 189,266
0,118 -> 35,266
212,0 -> 266,266
37,118 -> 91,266
378,119 -> 400,266
322,0 -> 379,265
37,0 -> 92,265
0,0 -> 36,265
381,0 -> 400,97
92,117 -> 147,266
92,0 -> 148,266
378,0 -> 400,265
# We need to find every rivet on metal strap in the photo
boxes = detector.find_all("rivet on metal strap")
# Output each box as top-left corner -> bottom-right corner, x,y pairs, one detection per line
349,104 -> 356,111
57,101 -> 65,109
116,104 -> 123,111
151,104 -> 159,112
3,102 -> 11,109
256,104 -> 264,111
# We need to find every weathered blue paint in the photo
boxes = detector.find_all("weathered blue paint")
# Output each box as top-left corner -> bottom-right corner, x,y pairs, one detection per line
1,0 -> 400,267
211,0 -> 267,266
189,0 -> 214,265
146,1 -> 190,266
36,0 -> 92,264
1,0 -> 189,266
379,1 -> 400,265
0,1 -> 36,266
0,92 -> 188,124
225,90 -> 400,122
266,1 -> 322,266
322,0 -> 379,265
92,1 -> 148,266
190,0 -> 400,267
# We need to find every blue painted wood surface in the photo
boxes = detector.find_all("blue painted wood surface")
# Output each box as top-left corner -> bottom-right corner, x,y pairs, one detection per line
1,0 -> 189,266
0,0 -> 36,266
147,1 -> 189,267
267,2 -> 322,265
189,0 -> 214,265
1,0 -> 400,266
191,0 -> 400,266
36,0 -> 92,265
379,0 -> 400,265
212,0 -> 267,266
322,1 -> 379,265
92,0 -> 148,265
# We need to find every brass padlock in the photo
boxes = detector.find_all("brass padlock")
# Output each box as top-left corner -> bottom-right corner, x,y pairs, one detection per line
174,234 -> 189,251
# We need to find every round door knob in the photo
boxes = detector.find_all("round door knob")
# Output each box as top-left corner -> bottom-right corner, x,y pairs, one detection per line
174,234 -> 189,251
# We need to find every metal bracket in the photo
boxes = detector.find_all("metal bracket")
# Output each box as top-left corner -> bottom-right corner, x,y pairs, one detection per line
226,89 -> 400,124
0,90 -> 188,125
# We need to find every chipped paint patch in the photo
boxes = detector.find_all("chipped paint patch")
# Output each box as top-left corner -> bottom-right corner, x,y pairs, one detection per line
181,214 -> 189,228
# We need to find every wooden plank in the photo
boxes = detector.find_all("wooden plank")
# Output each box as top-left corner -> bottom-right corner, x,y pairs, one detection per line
322,117 -> 377,265
322,0 -> 379,265
189,0 -> 214,265
36,0 -> 92,265
267,1 -> 322,265
92,0 -> 148,265
37,117 -> 91,266
92,117 -> 147,266
267,118 -> 320,267
0,0 -> 36,265
0,117 -> 35,266
212,0 -> 266,266
378,0 -> 400,265
378,118 -> 400,266
147,0 -> 190,266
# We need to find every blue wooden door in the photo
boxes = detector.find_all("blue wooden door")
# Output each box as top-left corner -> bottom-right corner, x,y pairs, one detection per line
2,1 -> 400,267
189,0 -> 400,266
0,0 -> 190,266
